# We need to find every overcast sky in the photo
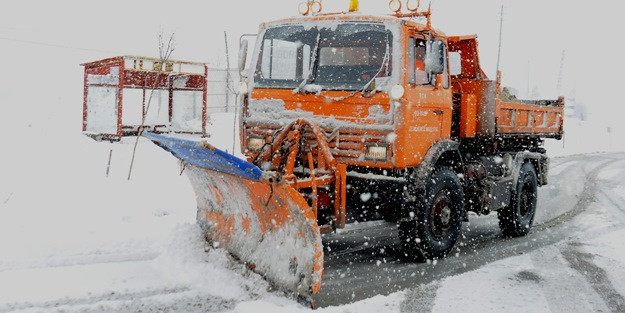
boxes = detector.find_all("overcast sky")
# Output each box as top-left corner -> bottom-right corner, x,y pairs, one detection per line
1,0 -> 623,134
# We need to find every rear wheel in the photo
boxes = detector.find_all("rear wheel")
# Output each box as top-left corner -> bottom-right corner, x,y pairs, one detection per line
399,167 -> 465,261
498,162 -> 538,237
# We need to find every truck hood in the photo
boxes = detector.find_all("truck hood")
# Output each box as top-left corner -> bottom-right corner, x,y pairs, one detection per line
245,89 -> 396,132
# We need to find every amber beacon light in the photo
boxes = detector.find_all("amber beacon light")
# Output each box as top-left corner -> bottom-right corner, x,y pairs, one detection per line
298,0 -> 322,15
388,0 -> 402,12
349,0 -> 360,12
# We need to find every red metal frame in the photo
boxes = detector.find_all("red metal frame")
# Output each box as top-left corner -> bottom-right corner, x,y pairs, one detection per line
81,56 -> 209,141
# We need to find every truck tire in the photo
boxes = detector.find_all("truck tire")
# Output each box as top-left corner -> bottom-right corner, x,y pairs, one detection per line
399,167 -> 465,261
498,162 -> 538,237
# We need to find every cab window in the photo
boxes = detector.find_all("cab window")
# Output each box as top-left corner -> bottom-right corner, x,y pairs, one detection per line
449,51 -> 462,76
408,37 -> 450,89
408,38 -> 429,85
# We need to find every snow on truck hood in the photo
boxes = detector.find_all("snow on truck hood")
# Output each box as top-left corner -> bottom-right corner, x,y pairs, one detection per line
245,98 -> 396,132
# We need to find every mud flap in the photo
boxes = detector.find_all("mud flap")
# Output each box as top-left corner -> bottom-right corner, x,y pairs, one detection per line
145,132 -> 324,295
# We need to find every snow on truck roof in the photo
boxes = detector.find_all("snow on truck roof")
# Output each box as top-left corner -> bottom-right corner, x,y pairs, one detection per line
262,13 -> 447,37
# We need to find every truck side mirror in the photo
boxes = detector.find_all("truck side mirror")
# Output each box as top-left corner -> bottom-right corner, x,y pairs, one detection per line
238,39 -> 249,77
425,40 -> 445,75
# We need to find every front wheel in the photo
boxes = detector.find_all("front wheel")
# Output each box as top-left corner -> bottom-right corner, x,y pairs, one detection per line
498,162 -> 538,237
399,167 -> 465,261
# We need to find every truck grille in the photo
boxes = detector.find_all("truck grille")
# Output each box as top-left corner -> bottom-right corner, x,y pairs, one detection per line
246,124 -> 392,163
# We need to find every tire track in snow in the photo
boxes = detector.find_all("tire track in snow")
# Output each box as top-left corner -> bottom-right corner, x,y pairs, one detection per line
0,287 -> 193,312
595,158 -> 625,225
315,155 -> 623,307
598,189 -> 625,228
532,158 -> 621,232
0,251 -> 161,273
529,247 -> 611,312
554,158 -> 625,313
522,157 -> 625,313
89,293 -> 236,313
562,243 -> 625,313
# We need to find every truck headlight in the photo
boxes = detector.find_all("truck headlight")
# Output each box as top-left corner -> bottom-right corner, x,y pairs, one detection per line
366,146 -> 388,160
248,137 -> 265,151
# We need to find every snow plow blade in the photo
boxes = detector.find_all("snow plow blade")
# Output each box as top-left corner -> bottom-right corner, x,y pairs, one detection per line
144,132 -> 324,296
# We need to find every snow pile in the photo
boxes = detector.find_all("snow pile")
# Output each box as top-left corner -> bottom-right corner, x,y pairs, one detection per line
154,223 -> 271,301
187,165 -> 322,295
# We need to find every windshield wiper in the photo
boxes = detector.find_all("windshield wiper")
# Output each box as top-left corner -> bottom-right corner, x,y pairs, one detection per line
360,33 -> 391,98
321,33 -> 391,104
295,31 -> 322,94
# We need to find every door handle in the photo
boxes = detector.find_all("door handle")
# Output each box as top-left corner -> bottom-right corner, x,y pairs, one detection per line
433,110 -> 444,115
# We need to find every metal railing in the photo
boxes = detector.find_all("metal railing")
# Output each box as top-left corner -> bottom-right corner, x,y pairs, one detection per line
206,68 -> 239,113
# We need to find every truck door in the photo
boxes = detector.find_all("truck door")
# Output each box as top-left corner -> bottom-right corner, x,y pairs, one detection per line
403,34 -> 453,145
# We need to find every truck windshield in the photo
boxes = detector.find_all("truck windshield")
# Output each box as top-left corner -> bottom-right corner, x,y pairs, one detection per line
254,23 -> 393,91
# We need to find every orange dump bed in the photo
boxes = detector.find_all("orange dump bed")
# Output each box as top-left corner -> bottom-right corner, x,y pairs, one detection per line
449,35 -> 564,140
495,98 -> 564,138
456,79 -> 564,140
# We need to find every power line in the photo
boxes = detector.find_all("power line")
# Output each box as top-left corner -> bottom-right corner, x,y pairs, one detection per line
0,26 -> 31,31
556,50 -> 567,92
0,36 -> 123,54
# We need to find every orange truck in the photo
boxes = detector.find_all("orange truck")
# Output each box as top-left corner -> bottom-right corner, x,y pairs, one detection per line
83,0 -> 564,300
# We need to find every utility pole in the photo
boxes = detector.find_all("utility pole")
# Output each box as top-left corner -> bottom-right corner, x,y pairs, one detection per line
526,60 -> 531,99
556,50 -> 566,93
495,4 -> 504,76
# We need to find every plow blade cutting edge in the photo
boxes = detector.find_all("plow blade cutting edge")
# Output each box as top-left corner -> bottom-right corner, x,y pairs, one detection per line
144,132 -> 324,296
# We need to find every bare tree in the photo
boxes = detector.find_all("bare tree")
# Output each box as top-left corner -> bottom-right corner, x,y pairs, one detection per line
127,28 -> 176,180
158,28 -> 176,61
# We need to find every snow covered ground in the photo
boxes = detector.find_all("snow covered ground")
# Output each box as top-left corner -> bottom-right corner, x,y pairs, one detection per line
425,157 -> 625,313
3,0 -> 625,311
1,117 -> 625,312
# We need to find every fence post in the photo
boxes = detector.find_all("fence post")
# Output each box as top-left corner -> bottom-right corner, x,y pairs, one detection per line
202,65 -> 208,137
224,32 -> 232,113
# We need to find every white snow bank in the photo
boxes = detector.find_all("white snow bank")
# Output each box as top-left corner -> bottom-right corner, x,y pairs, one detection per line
154,223 -> 271,301
432,255 -> 551,313
230,292 -> 404,313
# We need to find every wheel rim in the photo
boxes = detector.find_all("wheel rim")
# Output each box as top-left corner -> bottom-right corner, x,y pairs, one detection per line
430,190 -> 453,240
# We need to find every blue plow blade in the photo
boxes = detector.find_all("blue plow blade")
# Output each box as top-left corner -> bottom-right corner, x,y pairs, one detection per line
144,132 -> 263,181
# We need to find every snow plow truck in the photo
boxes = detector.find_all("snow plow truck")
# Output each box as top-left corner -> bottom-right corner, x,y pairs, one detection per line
81,0 -> 564,300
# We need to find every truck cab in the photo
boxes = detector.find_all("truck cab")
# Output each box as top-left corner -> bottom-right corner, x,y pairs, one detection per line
241,15 -> 450,170
238,11 -> 563,260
